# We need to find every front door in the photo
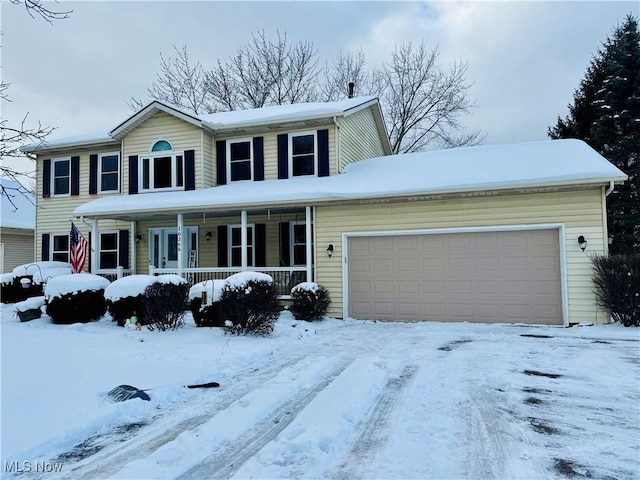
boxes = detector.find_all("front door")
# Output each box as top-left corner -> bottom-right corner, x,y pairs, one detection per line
149,227 -> 197,269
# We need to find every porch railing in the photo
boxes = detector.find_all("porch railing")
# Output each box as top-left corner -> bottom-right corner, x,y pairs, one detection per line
96,267 -> 135,283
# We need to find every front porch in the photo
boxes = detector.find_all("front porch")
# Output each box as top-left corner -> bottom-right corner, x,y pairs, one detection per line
89,206 -> 316,298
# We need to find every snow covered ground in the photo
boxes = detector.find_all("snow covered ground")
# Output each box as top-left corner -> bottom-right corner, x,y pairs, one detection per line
1,303 -> 638,480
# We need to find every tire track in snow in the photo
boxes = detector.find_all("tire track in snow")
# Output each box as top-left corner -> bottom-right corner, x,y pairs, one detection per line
176,357 -> 356,480
331,365 -> 418,480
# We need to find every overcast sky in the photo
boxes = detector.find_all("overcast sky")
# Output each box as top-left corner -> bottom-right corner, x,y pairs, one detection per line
2,1 -> 638,176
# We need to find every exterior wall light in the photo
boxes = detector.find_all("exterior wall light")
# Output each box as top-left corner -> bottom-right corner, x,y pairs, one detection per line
206,231 -> 213,241
136,233 -> 143,244
578,235 -> 587,251
327,244 -> 335,257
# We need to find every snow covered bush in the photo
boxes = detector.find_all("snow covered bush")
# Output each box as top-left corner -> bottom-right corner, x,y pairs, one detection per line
189,280 -> 226,327
592,254 -> 640,327
289,282 -> 331,321
2,262 -> 71,304
104,275 -> 156,326
44,274 -> 110,324
219,272 -> 279,336
143,275 -> 189,331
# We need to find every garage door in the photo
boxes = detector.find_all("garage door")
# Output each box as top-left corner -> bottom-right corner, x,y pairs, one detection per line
347,229 -> 562,324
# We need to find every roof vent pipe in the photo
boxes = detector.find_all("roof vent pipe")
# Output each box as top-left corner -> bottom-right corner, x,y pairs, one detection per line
347,81 -> 355,99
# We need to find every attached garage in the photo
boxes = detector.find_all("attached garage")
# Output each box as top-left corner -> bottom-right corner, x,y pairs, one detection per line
346,227 -> 564,325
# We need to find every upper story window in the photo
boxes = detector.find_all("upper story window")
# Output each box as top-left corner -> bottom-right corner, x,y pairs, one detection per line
98,153 -> 120,193
140,140 -> 184,192
52,157 -> 70,196
289,131 -> 317,177
227,138 -> 253,182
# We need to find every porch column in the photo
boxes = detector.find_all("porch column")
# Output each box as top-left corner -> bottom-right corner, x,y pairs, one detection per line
177,213 -> 184,277
130,221 -> 136,274
305,206 -> 312,282
241,210 -> 248,270
91,220 -> 98,274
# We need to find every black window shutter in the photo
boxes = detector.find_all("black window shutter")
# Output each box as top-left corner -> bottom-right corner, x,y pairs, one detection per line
71,156 -> 80,195
43,159 -> 51,198
255,223 -> 266,267
253,137 -> 264,181
129,155 -> 138,194
317,129 -> 330,177
279,222 -> 290,266
185,150 -> 196,190
216,140 -> 227,185
217,225 -> 228,267
277,134 -> 288,179
41,233 -> 50,261
89,154 -> 98,194
119,230 -> 130,269
87,231 -> 91,272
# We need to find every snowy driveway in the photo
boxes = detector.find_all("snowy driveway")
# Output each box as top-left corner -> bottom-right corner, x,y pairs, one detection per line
2,313 -> 639,479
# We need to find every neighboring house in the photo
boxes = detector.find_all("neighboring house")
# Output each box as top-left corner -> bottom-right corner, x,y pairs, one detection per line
22,97 -> 626,326
0,178 -> 35,273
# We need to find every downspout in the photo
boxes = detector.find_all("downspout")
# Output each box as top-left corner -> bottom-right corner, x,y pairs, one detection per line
79,216 -> 96,273
333,116 -> 340,174
603,181 -> 615,255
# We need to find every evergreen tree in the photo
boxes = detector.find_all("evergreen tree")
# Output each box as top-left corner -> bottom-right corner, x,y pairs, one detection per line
550,14 -> 640,254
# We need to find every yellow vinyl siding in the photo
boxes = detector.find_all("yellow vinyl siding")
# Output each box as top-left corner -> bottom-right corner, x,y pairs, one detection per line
202,131 -> 214,188
339,107 -> 387,171
315,189 -> 607,324
122,111 -> 203,192
0,229 -> 34,272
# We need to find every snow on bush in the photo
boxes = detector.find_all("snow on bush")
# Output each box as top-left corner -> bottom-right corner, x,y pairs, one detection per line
289,282 -> 331,321
104,275 -> 156,302
44,274 -> 110,324
144,278 -> 189,331
2,262 -> 72,305
189,280 -> 227,327
188,280 -> 226,305
12,261 -> 72,284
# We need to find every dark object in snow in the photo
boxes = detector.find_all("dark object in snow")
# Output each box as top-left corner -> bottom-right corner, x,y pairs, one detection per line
106,385 -> 151,403
106,381 -> 220,403
17,308 -> 42,322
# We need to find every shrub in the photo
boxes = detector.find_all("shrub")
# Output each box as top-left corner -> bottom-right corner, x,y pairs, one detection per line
592,254 -> 640,326
289,282 -> 331,321
143,277 -> 189,331
219,272 -> 279,336
44,274 -> 110,324
188,280 -> 226,327
1,276 -> 44,304
107,294 -> 146,327
104,275 -> 157,327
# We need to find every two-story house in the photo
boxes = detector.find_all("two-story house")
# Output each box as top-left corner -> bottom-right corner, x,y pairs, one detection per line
23,96 -> 626,326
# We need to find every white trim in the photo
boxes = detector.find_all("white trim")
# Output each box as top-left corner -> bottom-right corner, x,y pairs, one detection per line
149,138 -> 173,152
226,137 -> 254,183
290,220 -> 309,266
97,152 -> 121,194
341,223 -> 568,326
288,130 -> 318,177
50,233 -> 70,263
98,230 -> 119,270
228,222 -> 255,268
51,157 -> 71,197
139,151 -> 185,192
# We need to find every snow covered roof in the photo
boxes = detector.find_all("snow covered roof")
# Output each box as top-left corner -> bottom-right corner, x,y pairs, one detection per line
74,139 -> 627,220
20,131 -> 117,154
1,179 -> 35,230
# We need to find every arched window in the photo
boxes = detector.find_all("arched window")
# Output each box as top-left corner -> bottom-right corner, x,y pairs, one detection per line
151,140 -> 172,152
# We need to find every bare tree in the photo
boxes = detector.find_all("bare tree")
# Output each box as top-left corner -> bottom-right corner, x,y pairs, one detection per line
320,50 -> 376,101
10,0 -> 72,24
128,45 -> 212,114
379,41 -> 483,154
2,1 -> 72,207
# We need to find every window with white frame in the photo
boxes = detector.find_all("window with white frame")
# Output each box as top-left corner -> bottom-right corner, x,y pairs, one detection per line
290,222 -> 308,265
229,224 -> 255,267
98,153 -> 120,193
52,234 -> 69,262
51,157 -> 71,196
140,140 -> 184,191
99,232 -> 119,269
227,138 -> 253,182
289,131 -> 317,177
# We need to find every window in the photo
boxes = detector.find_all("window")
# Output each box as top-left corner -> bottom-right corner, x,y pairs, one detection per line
140,147 -> 184,192
51,158 -> 70,196
289,132 -> 317,177
291,222 -> 308,265
152,140 -> 172,152
52,234 -> 69,262
227,138 -> 253,182
229,224 -> 254,267
99,153 -> 120,193
99,232 -> 119,269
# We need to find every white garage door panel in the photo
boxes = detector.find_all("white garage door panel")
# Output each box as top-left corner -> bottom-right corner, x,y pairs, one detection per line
347,229 -> 563,324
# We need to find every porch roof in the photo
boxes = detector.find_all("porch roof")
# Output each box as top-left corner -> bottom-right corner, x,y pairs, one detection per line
74,139 -> 627,221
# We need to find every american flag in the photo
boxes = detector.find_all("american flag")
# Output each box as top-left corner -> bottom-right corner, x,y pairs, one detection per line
70,222 -> 88,273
